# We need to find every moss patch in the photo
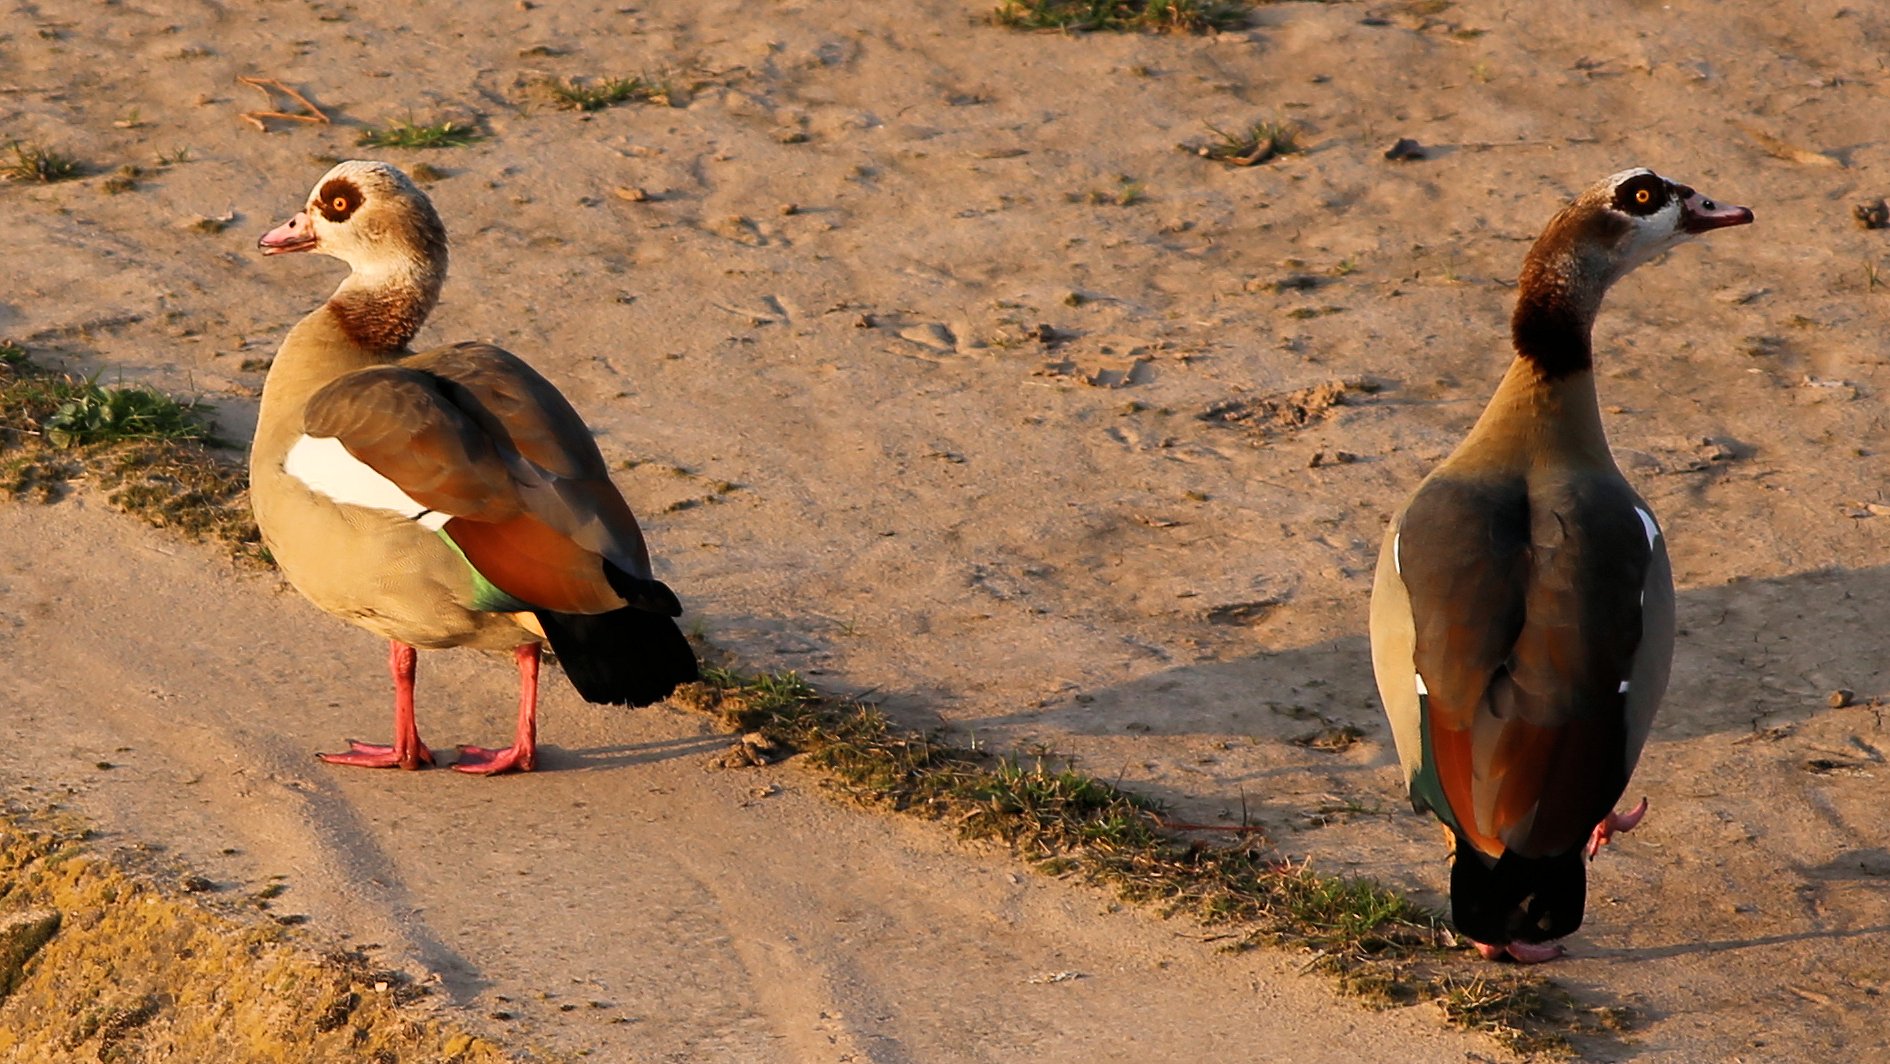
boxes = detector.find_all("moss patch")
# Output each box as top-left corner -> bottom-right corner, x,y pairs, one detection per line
0,810 -> 508,1061
990,0 -> 1253,33
0,345 -> 263,563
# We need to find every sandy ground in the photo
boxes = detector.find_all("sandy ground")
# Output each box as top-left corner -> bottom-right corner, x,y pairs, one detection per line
5,0 -> 1890,1059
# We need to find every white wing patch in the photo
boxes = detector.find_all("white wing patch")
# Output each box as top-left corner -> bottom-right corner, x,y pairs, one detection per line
1414,672 -> 1429,697
1633,507 -> 1660,549
1618,680 -> 1631,694
1393,532 -> 1403,575
284,435 -> 452,530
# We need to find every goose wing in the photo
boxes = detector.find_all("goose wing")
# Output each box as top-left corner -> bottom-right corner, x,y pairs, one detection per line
286,342 -> 677,618
1371,472 -> 1670,861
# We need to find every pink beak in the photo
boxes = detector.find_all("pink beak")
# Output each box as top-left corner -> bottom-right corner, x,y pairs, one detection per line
258,211 -> 317,255
1677,187 -> 1754,234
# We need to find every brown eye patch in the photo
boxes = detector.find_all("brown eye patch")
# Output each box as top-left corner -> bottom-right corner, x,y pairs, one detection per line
317,177 -> 363,223
1612,173 -> 1669,217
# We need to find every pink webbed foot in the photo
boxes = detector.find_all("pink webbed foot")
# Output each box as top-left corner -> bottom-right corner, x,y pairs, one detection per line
320,641 -> 433,770
318,738 -> 435,771
452,644 -> 542,776
453,744 -> 534,776
1469,938 -> 1567,964
1586,796 -> 1649,860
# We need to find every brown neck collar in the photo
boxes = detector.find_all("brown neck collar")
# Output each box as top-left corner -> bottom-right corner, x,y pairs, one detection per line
326,282 -> 437,353
1510,288 -> 1592,379
321,199 -> 449,354
1509,205 -> 1630,379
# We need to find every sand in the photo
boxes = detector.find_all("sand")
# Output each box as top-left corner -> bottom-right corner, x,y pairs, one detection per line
3,0 -> 1889,1059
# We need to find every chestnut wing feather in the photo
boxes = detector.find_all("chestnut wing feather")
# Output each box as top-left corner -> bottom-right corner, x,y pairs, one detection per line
302,351 -> 664,617
406,342 -> 656,576
1397,473 -> 1654,860
302,366 -> 520,522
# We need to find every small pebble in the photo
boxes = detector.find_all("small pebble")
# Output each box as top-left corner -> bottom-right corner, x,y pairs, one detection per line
1828,689 -> 1855,709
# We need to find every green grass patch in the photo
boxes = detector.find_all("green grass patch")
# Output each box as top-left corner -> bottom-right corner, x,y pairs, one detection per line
679,665 -> 1629,1056
4,372 -> 217,449
1190,119 -> 1302,166
59,383 -> 212,446
356,117 -> 484,150
2,141 -> 84,183
0,345 -> 262,561
542,74 -> 674,111
991,0 -> 1252,33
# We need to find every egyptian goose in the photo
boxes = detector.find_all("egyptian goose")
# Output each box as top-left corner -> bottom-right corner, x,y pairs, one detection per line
251,161 -> 698,775
1369,168 -> 1753,961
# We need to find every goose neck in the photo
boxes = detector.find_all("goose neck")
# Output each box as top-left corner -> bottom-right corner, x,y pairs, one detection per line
326,254 -> 444,353
1510,244 -> 1610,378
1459,358 -> 1613,469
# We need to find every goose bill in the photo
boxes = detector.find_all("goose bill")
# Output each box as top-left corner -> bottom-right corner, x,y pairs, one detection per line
258,211 -> 318,254
1678,189 -> 1754,233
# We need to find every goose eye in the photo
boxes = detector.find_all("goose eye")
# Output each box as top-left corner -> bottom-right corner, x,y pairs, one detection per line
1614,174 -> 1668,216
332,196 -> 347,211
316,177 -> 363,222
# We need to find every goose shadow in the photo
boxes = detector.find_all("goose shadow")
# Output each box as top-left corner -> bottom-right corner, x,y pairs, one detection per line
287,779 -> 495,1007
537,731 -> 730,773
971,562 -> 1890,759
1583,922 -> 1890,963
955,563 -> 1890,1051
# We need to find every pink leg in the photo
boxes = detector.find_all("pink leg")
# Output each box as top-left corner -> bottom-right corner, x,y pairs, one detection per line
1586,796 -> 1649,860
454,643 -> 540,775
1469,938 -> 1567,964
319,641 -> 435,770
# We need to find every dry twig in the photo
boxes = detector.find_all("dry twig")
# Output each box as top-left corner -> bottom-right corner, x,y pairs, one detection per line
236,76 -> 330,132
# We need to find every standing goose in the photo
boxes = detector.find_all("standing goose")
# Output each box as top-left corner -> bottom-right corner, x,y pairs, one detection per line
1369,168 -> 1752,961
252,160 -> 698,775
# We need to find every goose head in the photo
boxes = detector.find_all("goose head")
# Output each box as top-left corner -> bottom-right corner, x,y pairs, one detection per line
259,160 -> 448,350
1513,168 -> 1752,373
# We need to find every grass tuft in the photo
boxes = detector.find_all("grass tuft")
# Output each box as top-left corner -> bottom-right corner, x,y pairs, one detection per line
20,376 -> 217,449
1429,971 -> 1634,1056
1191,119 -> 1302,166
102,165 -> 143,195
2,142 -> 84,183
0,347 -> 262,561
992,0 -> 1252,33
542,74 -> 674,111
675,665 -> 1627,1053
356,117 -> 484,150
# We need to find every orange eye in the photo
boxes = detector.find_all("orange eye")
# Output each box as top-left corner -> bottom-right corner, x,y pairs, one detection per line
332,196 -> 348,211
1635,188 -> 1651,204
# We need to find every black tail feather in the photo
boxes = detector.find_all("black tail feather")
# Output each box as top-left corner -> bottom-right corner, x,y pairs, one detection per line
1449,837 -> 1587,946
603,565 -> 683,617
534,605 -> 698,706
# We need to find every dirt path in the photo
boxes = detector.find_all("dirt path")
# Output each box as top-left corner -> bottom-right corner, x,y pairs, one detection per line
5,0 -> 1890,1059
0,501 -> 1495,1061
